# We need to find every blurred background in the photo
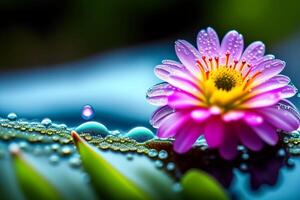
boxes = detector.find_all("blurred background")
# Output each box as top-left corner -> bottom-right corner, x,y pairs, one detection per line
0,0 -> 299,130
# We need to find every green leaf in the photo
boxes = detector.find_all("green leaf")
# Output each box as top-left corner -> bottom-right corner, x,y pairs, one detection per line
10,144 -> 63,200
71,131 -> 151,200
181,169 -> 229,200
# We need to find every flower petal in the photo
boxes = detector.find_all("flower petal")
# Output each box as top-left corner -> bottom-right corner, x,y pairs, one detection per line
251,123 -> 279,145
242,91 -> 281,108
168,91 -> 203,109
204,117 -> 225,148
175,40 -> 202,77
173,123 -> 204,153
250,59 -> 285,86
221,30 -> 244,63
146,82 -> 174,106
222,111 -> 245,122
150,106 -> 174,128
243,112 -> 264,126
279,99 -> 298,110
219,125 -> 238,160
157,112 -> 190,138
197,27 -> 220,58
277,100 -> 300,121
235,123 -> 264,151
191,109 -> 211,123
252,54 -> 275,67
241,41 -> 265,65
251,75 -> 290,94
168,75 -> 203,98
258,106 -> 300,132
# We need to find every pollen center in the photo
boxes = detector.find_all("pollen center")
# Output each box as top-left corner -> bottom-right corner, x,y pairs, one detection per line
210,67 -> 243,91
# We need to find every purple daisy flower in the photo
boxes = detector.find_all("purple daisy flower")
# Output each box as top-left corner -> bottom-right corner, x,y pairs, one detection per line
147,27 -> 300,160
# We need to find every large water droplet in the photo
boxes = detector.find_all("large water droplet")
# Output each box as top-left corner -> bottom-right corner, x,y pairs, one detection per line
81,105 -> 95,120
41,118 -> 52,127
124,127 -> 154,143
75,121 -> 109,137
7,113 -> 17,121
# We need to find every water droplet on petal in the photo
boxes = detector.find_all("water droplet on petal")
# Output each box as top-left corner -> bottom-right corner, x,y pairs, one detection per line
81,105 -> 95,120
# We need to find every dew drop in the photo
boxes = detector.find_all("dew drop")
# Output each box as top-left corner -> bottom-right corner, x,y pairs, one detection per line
172,183 -> 182,193
49,154 -> 60,165
240,163 -> 248,171
241,153 -> 249,160
41,118 -> 52,127
166,162 -> 175,171
51,143 -> 60,151
148,149 -> 158,157
60,146 -> 73,156
155,160 -> 163,168
75,121 -> 109,137
158,150 -> 168,159
7,113 -> 17,121
126,153 -> 134,160
69,156 -> 82,168
124,127 -> 154,143
277,148 -> 286,157
81,105 -> 95,120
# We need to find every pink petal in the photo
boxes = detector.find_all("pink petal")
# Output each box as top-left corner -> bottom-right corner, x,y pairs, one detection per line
243,91 -> 281,108
204,117 -> 225,148
197,27 -> 220,58
150,106 -> 174,128
278,85 -> 298,98
252,54 -> 275,67
235,123 -> 264,151
168,75 -> 202,97
258,106 -> 300,132
175,40 -> 202,77
146,83 -> 174,106
241,41 -> 265,65
219,125 -> 238,160
191,109 -> 211,123
154,63 -> 198,84
173,123 -> 204,153
243,112 -> 263,126
162,60 -> 185,68
168,91 -> 202,109
252,75 -> 290,94
251,123 -> 279,145
222,111 -> 245,122
221,30 -> 244,63
157,112 -> 190,138
279,99 -> 298,110
250,59 -> 285,86
277,100 -> 300,121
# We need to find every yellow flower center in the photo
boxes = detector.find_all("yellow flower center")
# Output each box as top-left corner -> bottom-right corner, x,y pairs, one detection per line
209,67 -> 243,91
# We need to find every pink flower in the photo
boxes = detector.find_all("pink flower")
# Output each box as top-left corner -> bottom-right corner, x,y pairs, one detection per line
147,27 -> 300,160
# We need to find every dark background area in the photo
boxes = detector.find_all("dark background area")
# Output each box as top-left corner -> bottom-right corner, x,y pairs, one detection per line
0,0 -> 299,70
